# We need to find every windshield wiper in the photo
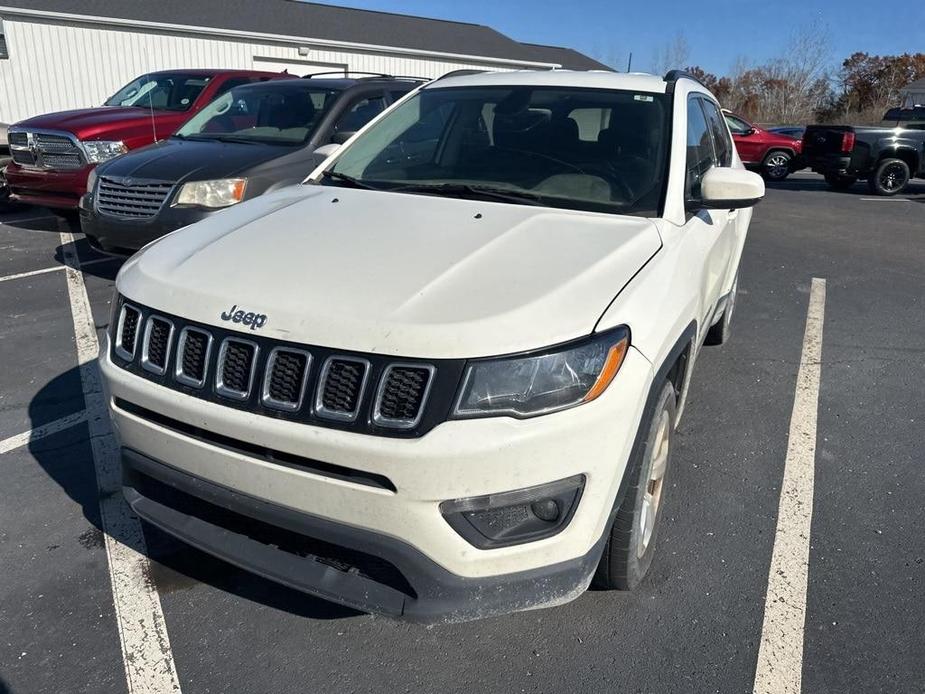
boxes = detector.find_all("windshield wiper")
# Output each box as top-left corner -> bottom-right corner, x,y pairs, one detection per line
390,183 -> 546,206
321,170 -> 380,190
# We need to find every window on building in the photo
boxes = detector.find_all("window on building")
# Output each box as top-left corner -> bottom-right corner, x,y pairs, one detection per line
0,19 -> 9,59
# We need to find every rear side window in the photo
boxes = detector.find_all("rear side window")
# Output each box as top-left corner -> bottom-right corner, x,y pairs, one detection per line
701,99 -> 733,166
686,97 -> 714,200
335,95 -> 387,135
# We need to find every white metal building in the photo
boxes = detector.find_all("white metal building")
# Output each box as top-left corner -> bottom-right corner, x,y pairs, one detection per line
0,0 -> 609,127
901,78 -> 925,107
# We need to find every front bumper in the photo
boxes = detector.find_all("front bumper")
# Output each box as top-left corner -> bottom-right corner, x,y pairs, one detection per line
79,191 -> 215,254
5,161 -> 91,209
124,448 -> 605,622
101,335 -> 654,617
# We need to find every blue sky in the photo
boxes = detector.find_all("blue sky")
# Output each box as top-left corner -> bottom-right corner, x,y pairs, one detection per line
311,0 -> 925,76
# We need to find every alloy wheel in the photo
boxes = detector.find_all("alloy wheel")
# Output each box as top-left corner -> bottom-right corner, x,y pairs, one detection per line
637,409 -> 671,558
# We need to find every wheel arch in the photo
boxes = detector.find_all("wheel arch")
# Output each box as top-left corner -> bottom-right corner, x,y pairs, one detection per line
879,148 -> 919,171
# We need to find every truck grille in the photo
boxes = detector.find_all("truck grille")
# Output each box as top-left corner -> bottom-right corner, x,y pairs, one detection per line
97,177 -> 174,218
8,130 -> 85,170
110,300 -> 463,438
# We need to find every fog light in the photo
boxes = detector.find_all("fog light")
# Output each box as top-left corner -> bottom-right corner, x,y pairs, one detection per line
440,475 -> 584,549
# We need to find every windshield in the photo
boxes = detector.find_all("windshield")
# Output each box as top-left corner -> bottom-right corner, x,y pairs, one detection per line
325,85 -> 670,216
175,86 -> 341,145
105,73 -> 211,112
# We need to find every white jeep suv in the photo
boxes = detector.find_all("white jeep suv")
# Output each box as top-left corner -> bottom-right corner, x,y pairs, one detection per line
101,69 -> 764,622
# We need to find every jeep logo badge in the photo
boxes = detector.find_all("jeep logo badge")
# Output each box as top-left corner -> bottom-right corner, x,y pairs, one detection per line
220,304 -> 268,330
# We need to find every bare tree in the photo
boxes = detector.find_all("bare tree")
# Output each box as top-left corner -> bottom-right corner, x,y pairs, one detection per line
651,33 -> 691,75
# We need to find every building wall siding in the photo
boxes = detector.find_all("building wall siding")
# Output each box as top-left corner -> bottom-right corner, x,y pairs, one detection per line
0,17 -> 512,123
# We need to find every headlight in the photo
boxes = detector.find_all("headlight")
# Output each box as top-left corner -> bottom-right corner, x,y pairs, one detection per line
453,327 -> 629,419
173,179 -> 247,209
83,140 -> 127,164
86,168 -> 97,193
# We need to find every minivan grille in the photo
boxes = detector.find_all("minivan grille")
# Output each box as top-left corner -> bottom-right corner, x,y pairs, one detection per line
97,177 -> 174,218
109,299 -> 465,438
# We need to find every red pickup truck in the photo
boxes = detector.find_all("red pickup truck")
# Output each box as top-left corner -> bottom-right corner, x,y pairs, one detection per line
5,69 -> 291,210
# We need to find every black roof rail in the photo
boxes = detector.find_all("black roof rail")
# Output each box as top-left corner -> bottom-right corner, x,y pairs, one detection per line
664,69 -> 709,94
435,69 -> 488,81
303,71 -> 392,79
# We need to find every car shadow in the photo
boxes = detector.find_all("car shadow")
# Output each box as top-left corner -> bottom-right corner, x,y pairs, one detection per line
770,177 -> 925,197
28,367 -> 361,621
53,235 -> 125,281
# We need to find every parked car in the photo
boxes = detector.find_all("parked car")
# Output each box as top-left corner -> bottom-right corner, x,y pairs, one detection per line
5,69 -> 292,211
101,69 -> 764,622
803,123 -> 925,195
722,110 -> 803,181
768,125 -> 806,139
80,75 -> 422,253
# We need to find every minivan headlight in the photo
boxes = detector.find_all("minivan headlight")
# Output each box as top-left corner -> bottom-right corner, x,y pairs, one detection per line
452,327 -> 629,419
83,140 -> 127,163
174,179 -> 247,209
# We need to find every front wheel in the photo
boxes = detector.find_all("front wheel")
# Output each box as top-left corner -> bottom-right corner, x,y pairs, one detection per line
762,150 -> 793,181
593,381 -> 676,590
824,174 -> 857,191
867,158 -> 910,196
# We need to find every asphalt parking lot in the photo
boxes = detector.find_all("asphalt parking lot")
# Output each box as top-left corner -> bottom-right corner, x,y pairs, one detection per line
1,174 -> 923,694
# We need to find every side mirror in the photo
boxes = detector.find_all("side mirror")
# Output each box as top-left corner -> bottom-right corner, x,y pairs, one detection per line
311,143 -> 341,166
743,128 -> 756,136
689,167 -> 765,211
331,130 -> 356,145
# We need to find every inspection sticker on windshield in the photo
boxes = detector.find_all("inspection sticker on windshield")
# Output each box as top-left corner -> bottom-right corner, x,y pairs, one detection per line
634,95 -> 654,102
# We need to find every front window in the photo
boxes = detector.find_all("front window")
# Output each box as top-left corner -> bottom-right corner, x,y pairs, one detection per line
724,114 -> 753,135
324,86 -> 670,217
175,86 -> 341,145
105,73 -> 212,112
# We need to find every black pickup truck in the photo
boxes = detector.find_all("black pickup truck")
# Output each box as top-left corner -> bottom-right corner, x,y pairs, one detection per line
803,120 -> 925,195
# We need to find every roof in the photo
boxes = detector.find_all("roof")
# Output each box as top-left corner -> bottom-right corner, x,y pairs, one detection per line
902,78 -> 925,92
431,69 -> 667,93
0,0 -> 612,71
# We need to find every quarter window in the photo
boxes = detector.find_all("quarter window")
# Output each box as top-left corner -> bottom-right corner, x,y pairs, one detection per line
701,99 -> 733,166
686,97 -> 714,200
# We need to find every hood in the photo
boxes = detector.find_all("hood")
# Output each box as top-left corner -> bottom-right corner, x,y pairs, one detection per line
97,138 -> 292,183
15,107 -> 186,140
118,187 -> 661,359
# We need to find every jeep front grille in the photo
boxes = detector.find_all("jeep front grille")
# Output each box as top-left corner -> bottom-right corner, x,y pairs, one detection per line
176,328 -> 212,388
97,177 -> 174,218
8,130 -> 85,170
217,339 -> 258,400
263,349 -> 311,411
109,298 -> 465,438
374,365 -> 435,429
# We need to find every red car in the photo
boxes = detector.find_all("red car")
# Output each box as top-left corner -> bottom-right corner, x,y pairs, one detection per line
722,110 -> 803,181
5,69 -> 293,210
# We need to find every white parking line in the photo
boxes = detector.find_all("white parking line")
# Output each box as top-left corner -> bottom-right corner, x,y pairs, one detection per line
0,265 -> 64,283
0,411 -> 88,455
859,197 -> 911,202
59,231 -> 181,694
753,278 -> 826,694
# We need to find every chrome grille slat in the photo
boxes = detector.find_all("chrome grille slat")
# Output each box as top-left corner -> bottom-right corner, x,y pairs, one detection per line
97,177 -> 174,219
215,338 -> 258,401
114,304 -> 142,361
315,357 -> 370,422
141,316 -> 174,376
373,364 -> 435,429
262,348 -> 312,411
175,328 -> 213,389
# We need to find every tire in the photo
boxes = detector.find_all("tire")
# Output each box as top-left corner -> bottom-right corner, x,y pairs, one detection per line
824,174 -> 857,191
593,381 -> 677,591
762,150 -> 793,181
704,275 -> 737,346
867,158 -> 910,196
